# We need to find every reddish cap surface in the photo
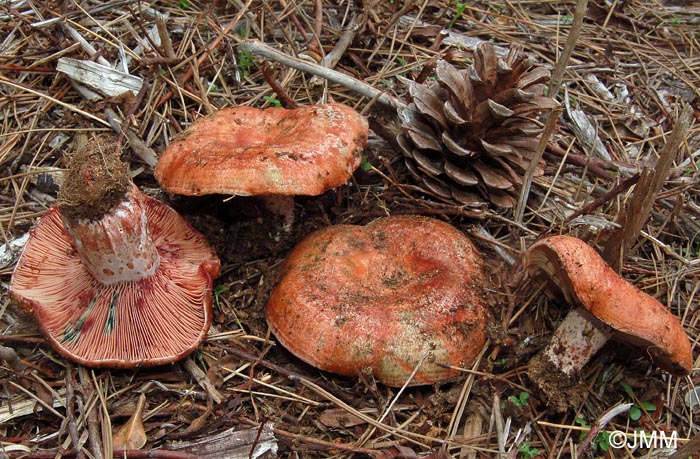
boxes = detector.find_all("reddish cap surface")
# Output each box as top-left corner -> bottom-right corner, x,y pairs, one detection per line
9,190 -> 220,368
154,103 -> 368,196
266,215 -> 488,387
525,235 -> 692,376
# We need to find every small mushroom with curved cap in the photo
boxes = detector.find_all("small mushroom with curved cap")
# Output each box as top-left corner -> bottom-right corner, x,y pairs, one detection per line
525,235 -> 692,407
154,103 -> 368,227
9,137 -> 221,368
266,215 -> 488,387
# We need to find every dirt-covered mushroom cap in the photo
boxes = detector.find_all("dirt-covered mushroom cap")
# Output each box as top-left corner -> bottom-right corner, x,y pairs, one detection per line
266,215 -> 488,387
154,103 -> 368,196
526,235 -> 692,376
9,139 -> 220,368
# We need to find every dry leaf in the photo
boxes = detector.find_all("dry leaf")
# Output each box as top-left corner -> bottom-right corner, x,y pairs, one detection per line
113,393 -> 147,450
318,408 -> 367,429
179,401 -> 214,436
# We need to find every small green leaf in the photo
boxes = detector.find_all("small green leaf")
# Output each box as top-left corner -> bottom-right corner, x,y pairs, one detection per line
237,50 -> 255,77
574,416 -> 589,427
629,405 -> 642,421
620,381 -> 635,399
575,418 -> 591,441
360,155 -> 372,172
517,442 -> 539,459
640,401 -> 657,411
213,284 -> 230,308
263,95 -> 282,107
505,392 -> 531,408
448,1 -> 467,29
596,432 -> 610,452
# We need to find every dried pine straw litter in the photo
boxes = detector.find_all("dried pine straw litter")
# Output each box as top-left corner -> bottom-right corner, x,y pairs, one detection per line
1,0 -> 699,458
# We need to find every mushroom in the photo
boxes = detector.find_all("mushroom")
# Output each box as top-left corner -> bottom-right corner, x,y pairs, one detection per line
525,235 -> 692,407
266,215 -> 488,387
154,103 -> 368,227
9,137 -> 221,367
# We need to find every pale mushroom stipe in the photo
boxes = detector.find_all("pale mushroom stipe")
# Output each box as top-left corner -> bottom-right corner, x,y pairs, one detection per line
10,138 -> 220,368
525,235 -> 692,408
265,215 -> 489,387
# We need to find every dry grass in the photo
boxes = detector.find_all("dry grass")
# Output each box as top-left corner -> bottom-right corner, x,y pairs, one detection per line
0,0 -> 699,458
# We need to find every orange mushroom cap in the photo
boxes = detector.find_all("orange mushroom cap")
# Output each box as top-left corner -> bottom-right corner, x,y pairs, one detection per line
526,235 -> 692,376
266,215 -> 488,387
154,103 -> 368,196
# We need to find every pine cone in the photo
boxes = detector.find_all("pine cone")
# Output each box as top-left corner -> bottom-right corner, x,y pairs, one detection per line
397,42 -> 558,207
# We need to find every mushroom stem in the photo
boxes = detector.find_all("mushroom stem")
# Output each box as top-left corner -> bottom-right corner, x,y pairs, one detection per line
57,138 -> 161,285
63,185 -> 161,284
535,307 -> 612,376
260,195 -> 296,231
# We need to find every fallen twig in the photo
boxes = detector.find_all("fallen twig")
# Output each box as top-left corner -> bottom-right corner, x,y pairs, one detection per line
259,61 -> 297,108
576,403 -> 632,458
311,13 -> 367,81
544,143 -> 618,181
183,357 -> 223,404
237,40 -> 407,112
560,173 -> 640,227
65,365 -> 87,459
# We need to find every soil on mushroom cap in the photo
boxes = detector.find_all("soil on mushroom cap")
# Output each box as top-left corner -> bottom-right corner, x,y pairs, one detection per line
59,136 -> 130,223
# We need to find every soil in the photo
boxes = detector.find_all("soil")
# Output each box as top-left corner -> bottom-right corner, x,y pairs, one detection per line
527,351 -> 585,412
58,136 -> 130,222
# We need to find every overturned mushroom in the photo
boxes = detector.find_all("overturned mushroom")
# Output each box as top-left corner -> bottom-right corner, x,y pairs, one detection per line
525,235 -> 692,408
266,215 -> 488,387
154,103 -> 368,226
9,138 -> 220,367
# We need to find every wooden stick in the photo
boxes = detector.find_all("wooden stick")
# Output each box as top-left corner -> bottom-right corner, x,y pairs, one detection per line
237,40 -> 407,112
561,173 -> 640,226
259,61 -> 297,108
318,14 -> 365,70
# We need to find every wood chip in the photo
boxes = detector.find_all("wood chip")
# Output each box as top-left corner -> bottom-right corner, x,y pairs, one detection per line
57,58 -> 143,98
